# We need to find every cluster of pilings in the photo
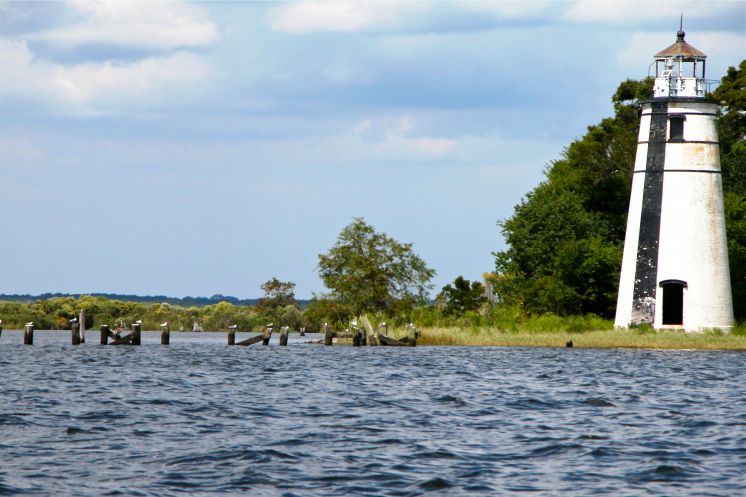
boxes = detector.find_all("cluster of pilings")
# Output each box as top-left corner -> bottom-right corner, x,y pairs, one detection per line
321,322 -> 419,347
10,322 -> 149,346
2,321 -> 420,347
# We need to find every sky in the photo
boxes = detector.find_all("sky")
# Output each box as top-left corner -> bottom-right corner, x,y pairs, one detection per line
0,0 -> 744,299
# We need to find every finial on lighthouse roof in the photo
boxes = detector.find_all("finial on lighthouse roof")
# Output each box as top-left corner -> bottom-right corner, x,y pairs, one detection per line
676,14 -> 685,41
654,16 -> 705,59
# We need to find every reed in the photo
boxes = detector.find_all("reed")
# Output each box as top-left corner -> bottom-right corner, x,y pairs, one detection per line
415,326 -> 746,350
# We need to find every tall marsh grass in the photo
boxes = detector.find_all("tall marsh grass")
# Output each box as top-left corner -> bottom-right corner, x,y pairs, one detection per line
416,326 -> 746,349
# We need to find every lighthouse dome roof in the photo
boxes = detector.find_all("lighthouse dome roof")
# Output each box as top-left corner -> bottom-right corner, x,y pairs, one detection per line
654,30 -> 706,59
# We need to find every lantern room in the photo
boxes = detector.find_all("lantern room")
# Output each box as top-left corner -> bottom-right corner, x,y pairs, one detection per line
652,25 -> 707,98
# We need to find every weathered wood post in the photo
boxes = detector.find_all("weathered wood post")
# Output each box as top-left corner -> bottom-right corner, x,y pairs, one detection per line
78,310 -> 86,343
279,326 -> 289,346
132,322 -> 142,346
360,327 -> 368,346
160,323 -> 170,345
408,325 -> 417,347
352,328 -> 361,347
324,327 -> 333,346
262,325 -> 273,346
100,325 -> 110,345
71,322 -> 81,345
228,325 -> 237,346
299,326 -> 305,337
23,323 -> 34,345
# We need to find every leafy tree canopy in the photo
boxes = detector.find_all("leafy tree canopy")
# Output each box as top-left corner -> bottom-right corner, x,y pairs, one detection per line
437,276 -> 487,316
712,61 -> 746,315
494,78 -> 648,317
259,277 -> 298,310
318,218 -> 435,317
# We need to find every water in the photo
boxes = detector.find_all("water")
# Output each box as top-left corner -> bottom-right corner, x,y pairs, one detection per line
0,331 -> 744,496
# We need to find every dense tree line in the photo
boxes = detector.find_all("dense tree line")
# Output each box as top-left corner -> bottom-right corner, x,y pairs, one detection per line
494,61 -> 746,320
0,292 -> 267,307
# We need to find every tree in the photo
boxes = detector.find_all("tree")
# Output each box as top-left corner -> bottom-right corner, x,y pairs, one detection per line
438,276 -> 487,316
712,60 -> 746,319
302,294 -> 353,330
494,78 -> 649,317
318,218 -> 435,317
258,277 -> 297,310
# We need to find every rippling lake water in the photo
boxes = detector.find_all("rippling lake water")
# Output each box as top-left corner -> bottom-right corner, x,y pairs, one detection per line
1,331 -> 744,496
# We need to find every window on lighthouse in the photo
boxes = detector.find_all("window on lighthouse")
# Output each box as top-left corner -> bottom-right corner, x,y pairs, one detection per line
669,116 -> 685,141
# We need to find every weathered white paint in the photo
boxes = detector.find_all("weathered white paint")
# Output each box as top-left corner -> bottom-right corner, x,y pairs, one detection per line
615,99 -> 734,331
654,76 -> 706,98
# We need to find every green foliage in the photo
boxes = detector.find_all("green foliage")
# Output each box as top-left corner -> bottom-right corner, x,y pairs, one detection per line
712,61 -> 746,319
724,192 -> 746,316
495,184 -> 622,316
0,296 -> 264,332
438,276 -> 487,316
258,278 -> 298,311
318,217 -> 435,317
301,294 -> 353,330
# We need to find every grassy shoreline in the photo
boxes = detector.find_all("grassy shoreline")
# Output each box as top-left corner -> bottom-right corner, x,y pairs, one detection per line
413,327 -> 746,350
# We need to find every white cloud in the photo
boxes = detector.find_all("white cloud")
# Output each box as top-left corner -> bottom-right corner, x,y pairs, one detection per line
50,51 -> 208,104
563,0 -> 737,23
346,116 -> 456,158
267,1 -> 424,34
0,38 -> 35,92
0,1 -> 217,110
266,1 -> 561,35
0,38 -> 207,107
32,1 -> 219,52
461,1 -> 554,18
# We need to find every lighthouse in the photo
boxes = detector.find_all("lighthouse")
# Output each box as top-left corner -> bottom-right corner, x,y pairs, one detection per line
614,25 -> 734,331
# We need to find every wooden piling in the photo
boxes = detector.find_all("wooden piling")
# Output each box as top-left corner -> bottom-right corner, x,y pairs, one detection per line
160,325 -> 170,345
100,325 -> 110,345
324,328 -> 333,346
71,323 -> 81,345
360,327 -> 368,346
262,326 -> 273,346
23,323 -> 33,345
279,326 -> 288,346
228,330 -> 236,345
131,323 -> 142,346
299,326 -> 305,337
79,310 -> 86,343
352,328 -> 361,347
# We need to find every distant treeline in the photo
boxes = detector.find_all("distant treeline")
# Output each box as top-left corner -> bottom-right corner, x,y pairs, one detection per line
0,293 -> 310,308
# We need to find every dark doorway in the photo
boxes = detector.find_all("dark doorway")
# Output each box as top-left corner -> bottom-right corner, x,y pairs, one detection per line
660,280 -> 686,325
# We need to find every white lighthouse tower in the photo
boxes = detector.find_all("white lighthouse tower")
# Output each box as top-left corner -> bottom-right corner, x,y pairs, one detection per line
614,25 -> 734,331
